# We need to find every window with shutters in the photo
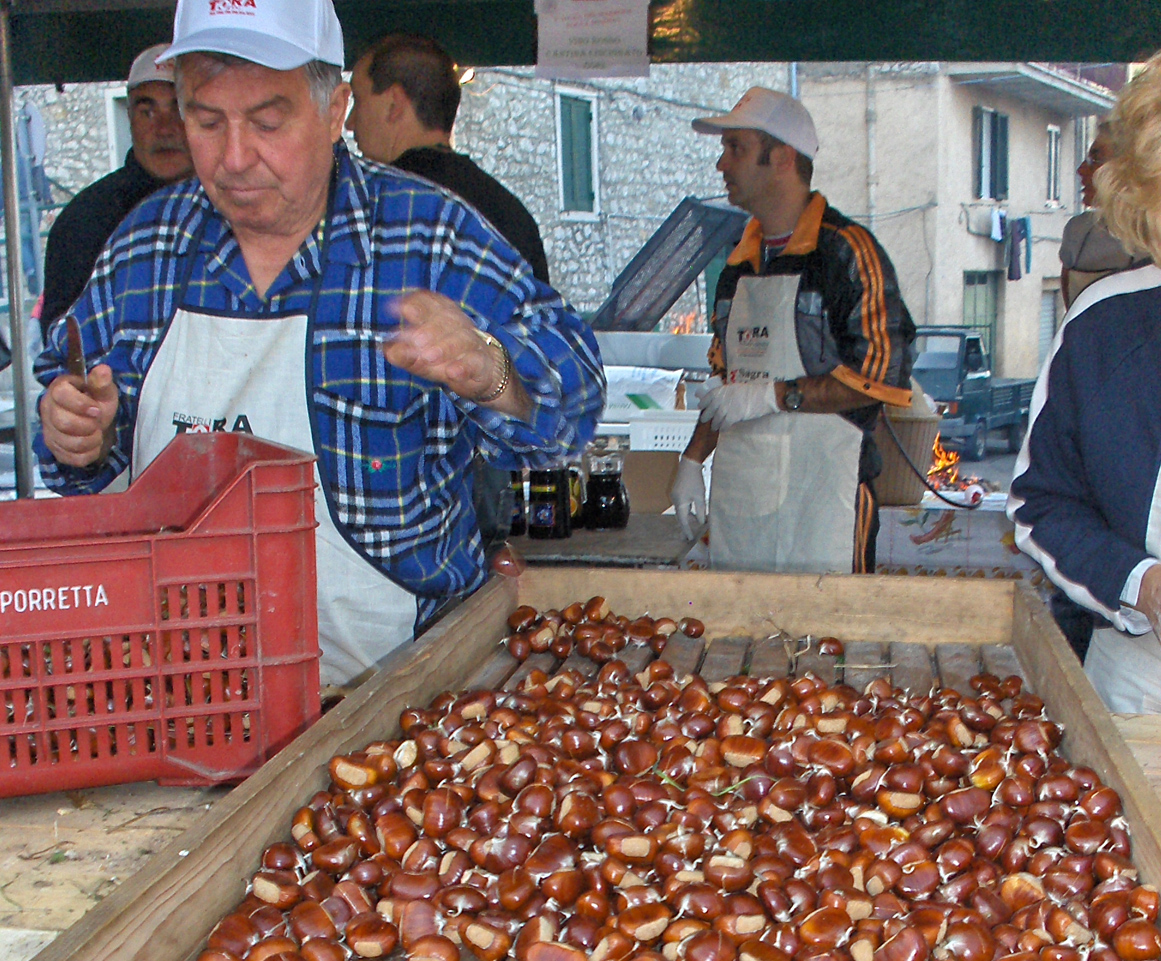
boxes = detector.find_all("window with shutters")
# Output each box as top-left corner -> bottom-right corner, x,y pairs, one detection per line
972,106 -> 1009,201
1046,125 -> 1062,204
555,89 -> 599,217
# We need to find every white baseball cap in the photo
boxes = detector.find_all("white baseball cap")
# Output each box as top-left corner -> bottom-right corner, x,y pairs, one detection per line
692,86 -> 819,160
127,43 -> 176,89
158,0 -> 345,71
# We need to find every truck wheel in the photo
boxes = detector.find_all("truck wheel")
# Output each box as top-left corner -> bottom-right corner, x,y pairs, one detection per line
966,422 -> 988,462
1007,417 -> 1028,453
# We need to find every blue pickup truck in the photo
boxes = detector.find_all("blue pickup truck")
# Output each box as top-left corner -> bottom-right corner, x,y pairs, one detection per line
911,327 -> 1036,461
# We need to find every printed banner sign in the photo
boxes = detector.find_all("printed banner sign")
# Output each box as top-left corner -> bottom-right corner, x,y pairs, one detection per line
535,0 -> 650,79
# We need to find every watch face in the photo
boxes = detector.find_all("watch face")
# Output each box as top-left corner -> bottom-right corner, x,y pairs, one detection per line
785,383 -> 804,410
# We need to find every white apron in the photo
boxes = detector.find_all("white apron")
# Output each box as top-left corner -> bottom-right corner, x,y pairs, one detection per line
709,275 -> 864,573
133,244 -> 417,688
1084,626 -> 1161,714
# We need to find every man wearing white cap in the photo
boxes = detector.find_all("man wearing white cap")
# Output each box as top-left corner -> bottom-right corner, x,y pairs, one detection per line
40,42 -> 192,340
671,87 -> 915,575
33,0 -> 605,687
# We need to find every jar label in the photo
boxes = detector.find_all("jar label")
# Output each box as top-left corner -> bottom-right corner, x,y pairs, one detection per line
530,502 -> 556,527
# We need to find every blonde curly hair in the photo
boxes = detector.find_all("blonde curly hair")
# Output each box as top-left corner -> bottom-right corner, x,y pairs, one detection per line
1097,54 -> 1161,264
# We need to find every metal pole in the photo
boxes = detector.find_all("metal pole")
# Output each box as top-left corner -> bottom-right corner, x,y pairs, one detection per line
0,0 -> 35,498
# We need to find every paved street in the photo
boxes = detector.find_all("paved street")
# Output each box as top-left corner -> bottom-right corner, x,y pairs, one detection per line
964,439 -> 1019,494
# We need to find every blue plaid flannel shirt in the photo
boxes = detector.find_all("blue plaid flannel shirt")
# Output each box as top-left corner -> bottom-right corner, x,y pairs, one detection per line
35,143 -> 606,618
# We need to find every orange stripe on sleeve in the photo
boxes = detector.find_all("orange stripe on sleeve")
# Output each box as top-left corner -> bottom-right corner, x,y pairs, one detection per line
831,365 -> 912,407
853,484 -> 874,574
841,226 -> 890,383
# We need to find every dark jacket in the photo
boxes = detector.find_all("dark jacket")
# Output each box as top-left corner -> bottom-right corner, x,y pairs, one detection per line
1009,264 -> 1161,630
392,145 -> 550,284
40,150 -> 169,340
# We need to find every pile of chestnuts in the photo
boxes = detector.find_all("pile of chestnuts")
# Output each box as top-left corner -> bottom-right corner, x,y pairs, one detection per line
197,601 -> 1161,961
503,596 -> 704,663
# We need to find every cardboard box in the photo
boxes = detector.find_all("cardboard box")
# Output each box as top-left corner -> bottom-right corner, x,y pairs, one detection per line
623,450 -> 679,513
603,365 -> 682,416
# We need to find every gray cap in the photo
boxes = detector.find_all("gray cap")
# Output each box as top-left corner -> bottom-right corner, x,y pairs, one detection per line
692,86 -> 819,159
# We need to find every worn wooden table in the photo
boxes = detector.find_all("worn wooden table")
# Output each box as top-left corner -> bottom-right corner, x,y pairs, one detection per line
510,513 -> 700,568
8,570 -> 1161,961
0,782 -> 227,959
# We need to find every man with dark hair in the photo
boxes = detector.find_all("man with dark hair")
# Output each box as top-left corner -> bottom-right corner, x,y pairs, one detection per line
347,33 -> 553,552
671,87 -> 915,575
40,43 -> 193,341
346,34 -> 550,283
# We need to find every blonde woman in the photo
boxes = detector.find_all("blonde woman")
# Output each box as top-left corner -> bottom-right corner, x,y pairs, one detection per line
1059,121 -> 1147,307
1008,54 -> 1161,712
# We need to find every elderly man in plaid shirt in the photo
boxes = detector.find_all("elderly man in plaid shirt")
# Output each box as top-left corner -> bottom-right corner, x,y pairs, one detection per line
33,0 -> 605,686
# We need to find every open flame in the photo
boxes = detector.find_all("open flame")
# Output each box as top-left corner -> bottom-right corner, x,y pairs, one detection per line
926,433 -> 989,494
661,311 -> 706,335
927,434 -> 961,488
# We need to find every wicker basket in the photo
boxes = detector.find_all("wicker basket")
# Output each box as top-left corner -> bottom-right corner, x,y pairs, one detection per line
873,385 -> 941,507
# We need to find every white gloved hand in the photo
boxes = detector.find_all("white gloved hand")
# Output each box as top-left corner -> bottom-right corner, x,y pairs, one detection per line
671,455 -> 707,540
699,380 -> 783,432
693,375 -> 724,410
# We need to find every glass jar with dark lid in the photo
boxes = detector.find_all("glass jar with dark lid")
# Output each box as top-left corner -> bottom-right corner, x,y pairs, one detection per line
583,439 -> 630,530
528,466 -> 571,538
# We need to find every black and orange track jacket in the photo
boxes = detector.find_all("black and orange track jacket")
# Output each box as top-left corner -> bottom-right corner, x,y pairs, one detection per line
707,192 -> 916,482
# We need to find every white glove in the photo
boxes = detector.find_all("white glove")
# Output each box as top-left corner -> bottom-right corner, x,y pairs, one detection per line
671,455 -> 707,540
699,380 -> 782,432
693,375 -> 724,410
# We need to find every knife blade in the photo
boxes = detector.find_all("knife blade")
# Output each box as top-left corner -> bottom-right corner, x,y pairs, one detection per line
65,314 -> 88,389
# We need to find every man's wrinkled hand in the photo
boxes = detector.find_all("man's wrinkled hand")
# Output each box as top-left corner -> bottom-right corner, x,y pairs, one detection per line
39,364 -> 119,467
381,291 -> 504,401
699,380 -> 782,432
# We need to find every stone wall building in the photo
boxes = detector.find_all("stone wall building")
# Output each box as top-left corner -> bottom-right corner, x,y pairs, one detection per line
452,63 -> 786,322
28,81 -> 126,202
13,60 -> 1121,373
15,63 -> 780,333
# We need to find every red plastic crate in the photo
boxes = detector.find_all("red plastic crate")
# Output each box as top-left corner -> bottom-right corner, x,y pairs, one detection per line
0,433 -> 320,797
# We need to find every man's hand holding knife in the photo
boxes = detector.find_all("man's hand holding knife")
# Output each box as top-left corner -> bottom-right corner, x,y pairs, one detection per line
40,315 -> 120,468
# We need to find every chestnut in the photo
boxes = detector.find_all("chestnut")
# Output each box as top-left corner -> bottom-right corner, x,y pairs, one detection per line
1114,919 -> 1161,961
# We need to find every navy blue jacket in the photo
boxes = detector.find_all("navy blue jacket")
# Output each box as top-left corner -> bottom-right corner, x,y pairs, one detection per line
1008,264 -> 1161,633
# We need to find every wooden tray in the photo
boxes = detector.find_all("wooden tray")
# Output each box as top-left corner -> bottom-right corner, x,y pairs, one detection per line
36,570 -> 1161,961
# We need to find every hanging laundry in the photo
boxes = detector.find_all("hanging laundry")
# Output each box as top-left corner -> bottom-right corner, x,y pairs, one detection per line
1007,217 -> 1026,281
991,208 -> 1005,242
1023,216 -> 1033,273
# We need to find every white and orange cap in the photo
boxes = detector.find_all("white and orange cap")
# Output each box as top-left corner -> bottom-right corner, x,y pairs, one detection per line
157,0 -> 344,70
692,86 -> 820,160
127,43 -> 177,89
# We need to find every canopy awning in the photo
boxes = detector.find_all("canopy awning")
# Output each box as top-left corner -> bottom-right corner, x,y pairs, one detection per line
7,0 -> 1161,87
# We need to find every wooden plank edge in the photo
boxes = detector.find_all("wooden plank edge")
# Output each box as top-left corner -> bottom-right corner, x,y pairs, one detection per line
514,569 -> 1016,646
35,577 -> 518,961
1010,584 -> 1161,889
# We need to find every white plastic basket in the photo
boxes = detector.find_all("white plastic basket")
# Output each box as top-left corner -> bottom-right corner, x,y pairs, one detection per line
627,409 -> 700,451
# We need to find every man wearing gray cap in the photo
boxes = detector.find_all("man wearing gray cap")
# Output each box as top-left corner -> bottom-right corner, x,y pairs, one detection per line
40,42 -> 192,341
671,87 -> 915,575
33,0 -> 605,687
